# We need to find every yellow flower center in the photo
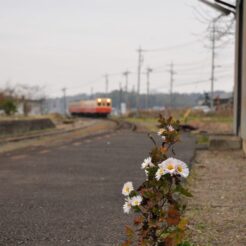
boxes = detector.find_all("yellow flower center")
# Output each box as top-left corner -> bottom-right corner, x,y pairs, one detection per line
167,164 -> 174,170
133,201 -> 138,206
177,165 -> 183,173
125,187 -> 130,193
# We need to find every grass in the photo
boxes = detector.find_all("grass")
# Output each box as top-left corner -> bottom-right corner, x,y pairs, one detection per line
196,223 -> 207,230
186,114 -> 233,124
195,134 -> 209,145
124,117 -> 158,131
123,110 -> 233,134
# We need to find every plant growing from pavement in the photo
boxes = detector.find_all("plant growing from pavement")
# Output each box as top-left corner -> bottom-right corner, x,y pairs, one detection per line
121,115 -> 192,246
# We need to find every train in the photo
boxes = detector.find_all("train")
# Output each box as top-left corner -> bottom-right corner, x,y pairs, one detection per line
69,98 -> 112,117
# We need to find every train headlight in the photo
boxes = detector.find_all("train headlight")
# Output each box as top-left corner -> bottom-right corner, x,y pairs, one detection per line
106,99 -> 111,103
97,98 -> 102,103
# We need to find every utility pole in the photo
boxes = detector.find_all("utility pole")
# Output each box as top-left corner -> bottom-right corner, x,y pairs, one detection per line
104,74 -> 109,96
123,70 -> 130,110
119,82 -> 123,115
62,87 -> 67,115
146,67 -> 153,109
198,1 -> 234,110
136,46 -> 144,113
210,19 -> 216,110
167,63 -> 175,108
90,87 -> 94,99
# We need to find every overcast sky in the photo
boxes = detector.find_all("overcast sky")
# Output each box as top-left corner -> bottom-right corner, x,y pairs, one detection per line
0,0 -> 235,97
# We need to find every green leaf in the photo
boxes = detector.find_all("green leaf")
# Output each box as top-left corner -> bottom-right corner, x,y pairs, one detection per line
174,185 -> 193,197
142,190 -> 153,199
132,206 -> 141,213
159,231 -> 170,239
146,167 -> 159,181
129,190 -> 138,197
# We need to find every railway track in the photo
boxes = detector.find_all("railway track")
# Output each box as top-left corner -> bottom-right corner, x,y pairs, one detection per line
108,118 -> 137,131
0,118 -> 136,145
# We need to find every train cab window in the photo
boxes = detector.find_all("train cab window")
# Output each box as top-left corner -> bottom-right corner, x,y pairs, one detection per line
107,102 -> 110,106
98,102 -> 101,106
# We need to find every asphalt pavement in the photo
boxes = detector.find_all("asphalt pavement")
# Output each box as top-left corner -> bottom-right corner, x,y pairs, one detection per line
0,128 -> 195,246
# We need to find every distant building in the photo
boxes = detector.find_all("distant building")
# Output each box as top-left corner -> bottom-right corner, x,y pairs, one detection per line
196,92 -> 233,112
44,98 -> 64,114
17,99 -> 45,115
214,93 -> 233,112
197,93 -> 211,107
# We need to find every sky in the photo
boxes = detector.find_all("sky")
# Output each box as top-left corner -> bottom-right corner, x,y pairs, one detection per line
0,0 -> 236,97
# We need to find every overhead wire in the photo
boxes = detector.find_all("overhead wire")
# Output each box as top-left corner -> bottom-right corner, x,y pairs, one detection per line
143,38 -> 204,53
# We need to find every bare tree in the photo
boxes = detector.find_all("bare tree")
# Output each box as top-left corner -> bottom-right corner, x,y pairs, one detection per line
188,1 -> 235,108
1,82 -> 46,116
189,1 -> 235,45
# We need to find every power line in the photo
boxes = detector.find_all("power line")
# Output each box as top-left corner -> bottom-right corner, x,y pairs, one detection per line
175,79 -> 209,87
148,57 -> 212,73
47,76 -> 102,94
150,65 -> 210,74
156,79 -> 209,91
169,58 -> 233,68
143,38 -> 203,52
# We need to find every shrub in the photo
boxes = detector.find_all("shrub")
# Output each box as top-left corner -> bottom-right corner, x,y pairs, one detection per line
0,99 -> 17,115
121,115 -> 192,246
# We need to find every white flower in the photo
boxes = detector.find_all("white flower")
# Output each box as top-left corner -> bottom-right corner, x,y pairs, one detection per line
167,125 -> 175,132
158,157 -> 189,178
144,170 -> 149,180
157,128 -> 165,136
123,198 -> 132,214
145,170 -> 149,177
130,195 -> 143,207
158,157 -> 177,175
122,182 -> 134,196
141,157 -> 154,169
161,136 -> 166,141
175,160 -> 189,178
155,167 -> 165,180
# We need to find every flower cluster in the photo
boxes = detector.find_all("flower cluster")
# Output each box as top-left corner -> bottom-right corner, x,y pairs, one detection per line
121,116 -> 192,246
141,157 -> 154,169
156,157 -> 189,180
158,124 -> 174,134
156,116 -> 180,145
157,124 -> 175,140
122,157 -> 189,213
122,182 -> 143,214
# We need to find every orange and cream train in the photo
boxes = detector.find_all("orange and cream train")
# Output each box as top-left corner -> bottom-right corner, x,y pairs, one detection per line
69,98 -> 112,117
